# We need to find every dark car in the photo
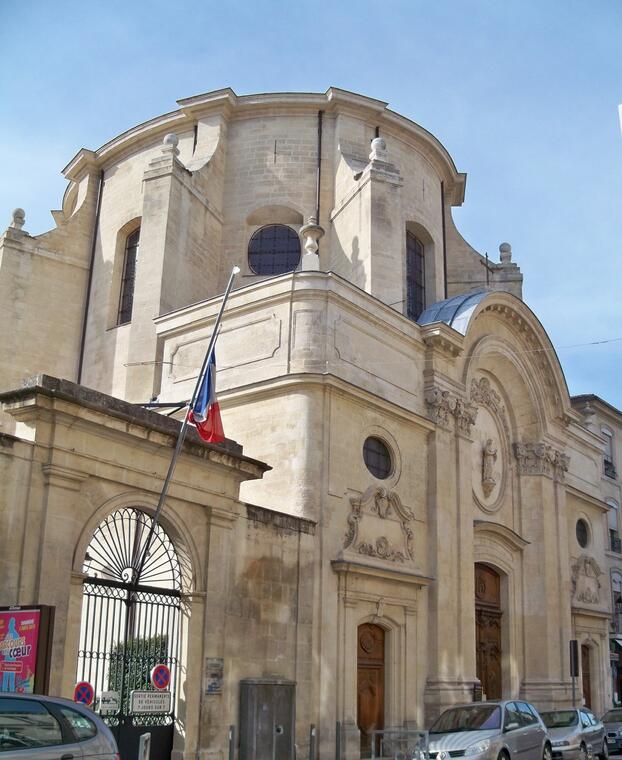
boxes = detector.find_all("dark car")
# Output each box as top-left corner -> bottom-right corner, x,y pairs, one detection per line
602,709 -> 622,754
0,692 -> 119,760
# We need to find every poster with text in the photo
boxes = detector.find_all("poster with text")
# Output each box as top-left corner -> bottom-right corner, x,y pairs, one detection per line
0,609 -> 41,693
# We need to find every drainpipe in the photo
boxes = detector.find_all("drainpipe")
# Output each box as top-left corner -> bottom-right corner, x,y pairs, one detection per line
77,170 -> 104,384
441,180 -> 448,299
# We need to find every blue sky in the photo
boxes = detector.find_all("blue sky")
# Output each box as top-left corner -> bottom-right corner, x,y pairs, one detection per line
1,0 -> 621,407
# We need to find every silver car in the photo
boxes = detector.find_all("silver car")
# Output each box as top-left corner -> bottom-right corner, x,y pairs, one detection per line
0,692 -> 119,760
539,709 -> 607,760
428,701 -> 552,760
602,709 -> 622,754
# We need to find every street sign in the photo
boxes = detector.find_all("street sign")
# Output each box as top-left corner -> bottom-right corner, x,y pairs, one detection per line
97,690 -> 120,715
150,663 -> 171,691
74,681 -> 94,706
130,690 -> 171,714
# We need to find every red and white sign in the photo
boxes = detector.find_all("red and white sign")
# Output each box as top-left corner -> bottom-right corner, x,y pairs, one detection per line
150,663 -> 171,691
74,681 -> 95,706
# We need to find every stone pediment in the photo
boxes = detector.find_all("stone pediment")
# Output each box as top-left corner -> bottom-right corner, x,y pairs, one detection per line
342,486 -> 414,564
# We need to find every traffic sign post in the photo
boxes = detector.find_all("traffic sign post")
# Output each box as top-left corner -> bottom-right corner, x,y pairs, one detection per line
150,663 -> 171,691
74,681 -> 95,707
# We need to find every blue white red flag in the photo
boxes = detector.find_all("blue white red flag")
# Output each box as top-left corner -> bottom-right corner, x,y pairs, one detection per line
187,351 -> 225,443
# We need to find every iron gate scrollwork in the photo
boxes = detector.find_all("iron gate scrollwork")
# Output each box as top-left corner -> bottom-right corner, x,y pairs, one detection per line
77,508 -> 183,760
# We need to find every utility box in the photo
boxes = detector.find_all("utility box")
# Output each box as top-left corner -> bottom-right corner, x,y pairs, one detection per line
239,677 -> 296,760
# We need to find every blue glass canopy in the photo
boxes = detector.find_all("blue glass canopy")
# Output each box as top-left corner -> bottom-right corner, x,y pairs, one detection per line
416,290 -> 489,335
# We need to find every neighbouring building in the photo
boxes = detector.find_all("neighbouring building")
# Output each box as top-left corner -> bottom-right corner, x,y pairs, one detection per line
0,87 -> 617,760
571,394 -> 622,706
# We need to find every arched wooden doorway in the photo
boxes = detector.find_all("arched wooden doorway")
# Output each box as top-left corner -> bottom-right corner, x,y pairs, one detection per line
357,623 -> 385,758
475,563 -> 503,699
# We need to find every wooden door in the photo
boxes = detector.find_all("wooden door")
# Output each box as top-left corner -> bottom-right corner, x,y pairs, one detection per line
475,564 -> 502,700
582,644 -> 592,708
357,624 -> 385,758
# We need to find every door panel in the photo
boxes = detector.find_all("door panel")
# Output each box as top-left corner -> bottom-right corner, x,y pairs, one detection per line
357,624 -> 385,758
475,564 -> 503,700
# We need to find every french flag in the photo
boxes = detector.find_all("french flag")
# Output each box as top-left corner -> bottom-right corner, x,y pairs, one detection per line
187,351 -> 225,443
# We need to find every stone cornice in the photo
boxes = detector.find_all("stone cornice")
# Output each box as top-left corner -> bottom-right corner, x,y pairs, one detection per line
42,463 -> 89,491
331,559 -> 434,587
421,324 -> 464,358
473,520 -> 530,551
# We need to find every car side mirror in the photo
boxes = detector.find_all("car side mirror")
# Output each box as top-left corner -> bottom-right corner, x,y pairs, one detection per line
505,722 -> 520,732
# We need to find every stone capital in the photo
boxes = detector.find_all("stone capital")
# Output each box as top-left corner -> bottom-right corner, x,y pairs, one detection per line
512,441 -> 570,482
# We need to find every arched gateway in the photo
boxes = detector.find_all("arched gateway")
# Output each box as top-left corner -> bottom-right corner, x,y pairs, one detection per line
76,508 -> 184,760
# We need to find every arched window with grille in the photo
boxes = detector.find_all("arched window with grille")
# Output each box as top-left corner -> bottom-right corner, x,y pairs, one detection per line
406,231 -> 425,320
117,228 -> 140,325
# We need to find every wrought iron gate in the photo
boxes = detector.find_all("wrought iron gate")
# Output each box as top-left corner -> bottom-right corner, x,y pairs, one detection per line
77,508 -> 182,760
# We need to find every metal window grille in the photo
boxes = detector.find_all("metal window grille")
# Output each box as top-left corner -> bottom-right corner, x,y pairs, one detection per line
248,225 -> 301,275
363,437 -> 392,479
406,232 -> 425,320
117,229 -> 140,325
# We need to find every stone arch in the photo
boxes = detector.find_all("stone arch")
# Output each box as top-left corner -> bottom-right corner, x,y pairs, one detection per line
460,292 -> 572,429
246,204 -> 304,226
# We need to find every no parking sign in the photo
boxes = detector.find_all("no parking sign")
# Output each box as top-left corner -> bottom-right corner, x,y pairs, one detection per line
73,681 -> 94,706
150,664 -> 171,691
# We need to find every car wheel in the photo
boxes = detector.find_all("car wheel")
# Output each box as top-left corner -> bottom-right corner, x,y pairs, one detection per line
497,751 -> 510,760
579,743 -> 588,760
543,744 -> 553,760
600,740 -> 609,760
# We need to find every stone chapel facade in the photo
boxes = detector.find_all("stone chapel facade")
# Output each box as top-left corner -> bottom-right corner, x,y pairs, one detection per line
0,88 -> 616,760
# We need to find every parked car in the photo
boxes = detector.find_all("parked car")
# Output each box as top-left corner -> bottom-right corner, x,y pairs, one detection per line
602,709 -> 622,755
428,700 -> 552,760
0,692 -> 119,760
539,708 -> 607,760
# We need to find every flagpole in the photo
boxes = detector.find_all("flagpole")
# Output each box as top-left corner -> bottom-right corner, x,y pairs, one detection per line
134,265 -> 240,583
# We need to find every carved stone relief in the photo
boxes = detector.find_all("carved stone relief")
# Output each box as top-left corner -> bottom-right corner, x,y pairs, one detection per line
571,555 -> 602,605
424,385 -> 477,435
343,486 -> 415,564
513,442 -> 570,482
482,439 -> 498,497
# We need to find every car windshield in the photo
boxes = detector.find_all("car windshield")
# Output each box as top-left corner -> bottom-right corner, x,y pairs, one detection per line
540,711 -> 578,728
603,711 -> 622,723
430,705 -> 502,733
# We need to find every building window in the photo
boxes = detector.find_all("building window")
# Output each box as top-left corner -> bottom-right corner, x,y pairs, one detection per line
612,573 -> 622,633
576,519 -> 589,548
363,437 -> 392,479
609,500 -> 621,553
248,225 -> 301,276
406,231 -> 425,320
603,428 -> 616,479
117,228 -> 139,325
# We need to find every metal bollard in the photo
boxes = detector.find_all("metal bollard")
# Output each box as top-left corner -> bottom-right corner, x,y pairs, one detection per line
228,724 -> 235,760
309,724 -> 316,760
335,720 -> 341,760
138,733 -> 151,760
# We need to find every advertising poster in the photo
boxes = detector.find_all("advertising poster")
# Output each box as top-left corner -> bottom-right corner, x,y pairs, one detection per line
0,608 -> 41,693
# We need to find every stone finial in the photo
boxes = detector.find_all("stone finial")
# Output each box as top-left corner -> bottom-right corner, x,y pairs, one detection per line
499,242 -> 512,265
11,208 -> 25,230
162,132 -> 180,156
299,216 -> 325,271
369,137 -> 388,163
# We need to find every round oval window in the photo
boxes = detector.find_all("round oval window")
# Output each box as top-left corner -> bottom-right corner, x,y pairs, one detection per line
576,519 -> 589,548
363,437 -> 392,480
248,224 -> 301,276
